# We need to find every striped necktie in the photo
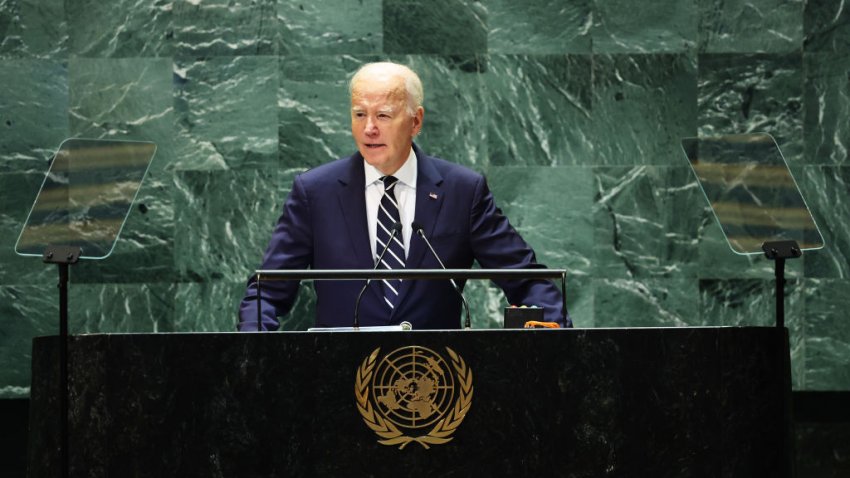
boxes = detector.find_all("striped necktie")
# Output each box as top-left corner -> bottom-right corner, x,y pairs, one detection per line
376,175 -> 405,309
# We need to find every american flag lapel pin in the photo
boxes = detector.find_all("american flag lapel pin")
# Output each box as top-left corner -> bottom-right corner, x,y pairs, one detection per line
429,192 -> 438,200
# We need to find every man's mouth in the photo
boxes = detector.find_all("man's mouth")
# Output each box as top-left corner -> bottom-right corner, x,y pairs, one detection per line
365,143 -> 385,149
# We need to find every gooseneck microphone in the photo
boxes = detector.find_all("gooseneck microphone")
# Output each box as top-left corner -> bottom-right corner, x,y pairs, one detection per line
411,222 -> 472,330
353,222 -> 402,329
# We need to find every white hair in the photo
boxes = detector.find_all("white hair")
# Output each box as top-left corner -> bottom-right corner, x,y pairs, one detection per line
349,62 -> 424,116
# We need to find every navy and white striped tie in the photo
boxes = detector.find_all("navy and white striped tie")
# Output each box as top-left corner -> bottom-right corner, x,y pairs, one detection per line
376,175 -> 405,309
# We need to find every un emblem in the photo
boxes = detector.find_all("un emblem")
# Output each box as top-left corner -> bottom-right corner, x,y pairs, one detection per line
355,346 -> 473,449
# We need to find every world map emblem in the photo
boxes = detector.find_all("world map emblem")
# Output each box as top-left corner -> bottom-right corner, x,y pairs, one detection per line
355,346 -> 473,449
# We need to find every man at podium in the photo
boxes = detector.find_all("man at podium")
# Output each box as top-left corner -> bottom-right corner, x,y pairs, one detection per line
238,62 -> 569,331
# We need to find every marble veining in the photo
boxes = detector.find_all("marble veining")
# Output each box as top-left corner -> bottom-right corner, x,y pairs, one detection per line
0,0 -> 848,397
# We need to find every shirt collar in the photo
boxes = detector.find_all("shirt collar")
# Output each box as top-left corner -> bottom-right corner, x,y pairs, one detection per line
364,148 -> 418,189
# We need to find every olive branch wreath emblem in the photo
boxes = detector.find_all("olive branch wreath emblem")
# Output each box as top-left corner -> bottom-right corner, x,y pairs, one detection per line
354,346 -> 474,449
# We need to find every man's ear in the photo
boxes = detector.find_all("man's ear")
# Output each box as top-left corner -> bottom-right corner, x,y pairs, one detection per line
412,106 -> 424,136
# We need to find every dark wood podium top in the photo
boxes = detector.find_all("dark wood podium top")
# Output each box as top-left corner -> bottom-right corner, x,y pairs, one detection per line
29,327 -> 791,477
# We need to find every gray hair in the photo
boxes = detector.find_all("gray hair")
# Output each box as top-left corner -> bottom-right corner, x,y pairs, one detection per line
349,62 -> 424,116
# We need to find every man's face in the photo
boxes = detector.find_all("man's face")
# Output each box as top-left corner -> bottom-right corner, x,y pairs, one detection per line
350,75 -> 423,176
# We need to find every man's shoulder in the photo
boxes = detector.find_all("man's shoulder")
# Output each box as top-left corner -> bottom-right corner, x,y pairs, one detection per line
296,153 -> 359,186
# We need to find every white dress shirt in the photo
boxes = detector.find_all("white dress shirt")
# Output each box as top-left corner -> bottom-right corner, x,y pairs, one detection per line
365,148 -> 417,261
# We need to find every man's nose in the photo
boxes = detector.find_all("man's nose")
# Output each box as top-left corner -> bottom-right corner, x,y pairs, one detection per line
364,117 -> 378,136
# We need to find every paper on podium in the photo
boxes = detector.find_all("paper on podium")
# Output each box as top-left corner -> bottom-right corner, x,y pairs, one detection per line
308,321 -> 413,332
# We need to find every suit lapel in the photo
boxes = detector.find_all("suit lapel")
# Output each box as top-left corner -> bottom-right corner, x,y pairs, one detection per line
392,145 -> 445,318
337,153 -> 373,269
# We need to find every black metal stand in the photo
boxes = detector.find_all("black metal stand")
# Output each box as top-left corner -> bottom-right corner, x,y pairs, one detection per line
762,241 -> 801,478
43,245 -> 81,478
762,240 -> 801,329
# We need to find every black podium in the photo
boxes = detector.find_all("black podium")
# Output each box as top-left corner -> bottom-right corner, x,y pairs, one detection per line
28,328 -> 792,477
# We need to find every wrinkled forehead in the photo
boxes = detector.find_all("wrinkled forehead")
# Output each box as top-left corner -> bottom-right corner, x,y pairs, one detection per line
350,76 -> 408,108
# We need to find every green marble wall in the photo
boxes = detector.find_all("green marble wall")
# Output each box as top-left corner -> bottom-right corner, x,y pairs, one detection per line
1,0 -> 848,397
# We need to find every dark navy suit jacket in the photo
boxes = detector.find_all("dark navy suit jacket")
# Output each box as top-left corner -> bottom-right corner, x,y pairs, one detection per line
238,145 -> 570,330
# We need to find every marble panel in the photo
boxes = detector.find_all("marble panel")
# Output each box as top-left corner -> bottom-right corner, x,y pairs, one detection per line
593,166 -> 703,279
592,54 -> 697,166
563,278 -> 593,328
174,168 -> 285,283
186,282 -> 317,333
66,58 -> 174,153
486,166 -> 594,277
699,0 -> 803,53
791,320 -> 806,390
799,166 -> 850,278
593,277 -> 700,327
696,216 -> 805,279
486,0 -> 591,54
803,52 -> 850,165
0,59 -> 69,174
592,0 -> 697,53
173,0 -> 277,58
699,278 -> 805,387
803,279 -> 850,390
0,285 -> 57,398
461,280 -> 505,329
484,54 -> 592,166
279,55 -> 374,169
0,172 -> 53,285
66,0 -> 173,57
173,56 -> 278,170
0,0 -> 66,58
175,281 -> 248,332
804,0 -> 850,52
698,53 -> 804,163
699,278 -> 803,326
397,55 -> 488,169
66,58 -> 176,283
69,282 -> 176,334
383,0 -> 486,54
278,0 -> 382,54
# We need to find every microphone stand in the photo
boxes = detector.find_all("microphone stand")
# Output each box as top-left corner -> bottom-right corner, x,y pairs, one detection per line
353,222 -> 402,329
255,272 -> 263,332
412,222 -> 472,329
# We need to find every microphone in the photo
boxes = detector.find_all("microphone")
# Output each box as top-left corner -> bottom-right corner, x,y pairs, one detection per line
353,222 -> 402,329
411,222 -> 472,330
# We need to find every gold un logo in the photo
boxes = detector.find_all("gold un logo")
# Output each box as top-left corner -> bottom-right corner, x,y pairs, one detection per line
355,346 -> 473,449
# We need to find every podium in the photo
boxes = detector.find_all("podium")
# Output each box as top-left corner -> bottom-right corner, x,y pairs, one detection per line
28,328 -> 791,477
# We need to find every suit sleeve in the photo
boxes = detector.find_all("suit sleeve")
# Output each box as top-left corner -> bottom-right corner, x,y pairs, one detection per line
238,174 -> 314,331
467,174 -> 572,327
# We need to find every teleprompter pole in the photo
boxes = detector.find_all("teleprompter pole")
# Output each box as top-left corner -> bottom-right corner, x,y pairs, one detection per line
43,245 -> 81,478
762,240 -> 801,329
